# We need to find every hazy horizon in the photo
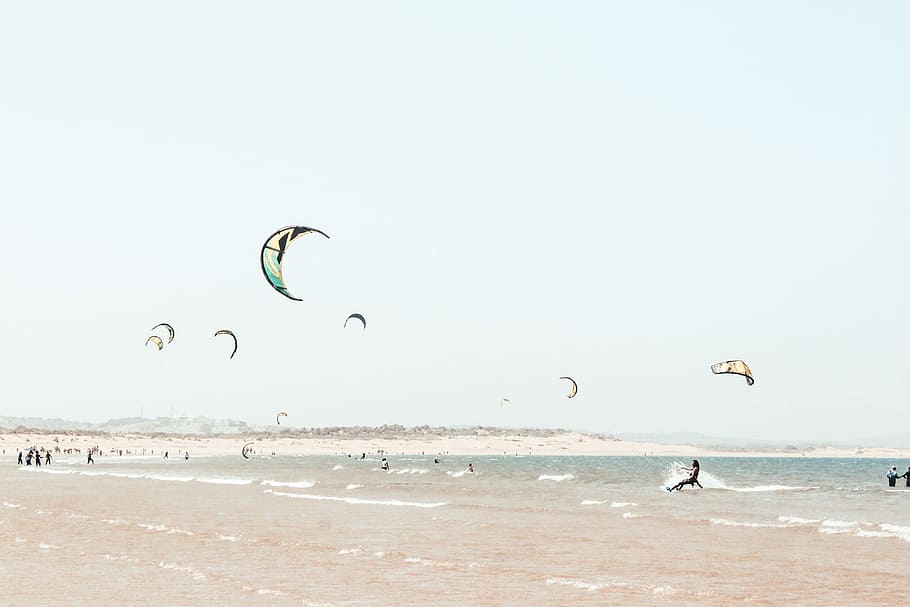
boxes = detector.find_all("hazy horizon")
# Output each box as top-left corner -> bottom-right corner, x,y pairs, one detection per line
1,3 -> 907,441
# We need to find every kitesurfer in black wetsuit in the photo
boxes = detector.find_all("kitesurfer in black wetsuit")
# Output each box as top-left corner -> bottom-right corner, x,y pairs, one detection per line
899,467 -> 910,488
668,459 -> 703,491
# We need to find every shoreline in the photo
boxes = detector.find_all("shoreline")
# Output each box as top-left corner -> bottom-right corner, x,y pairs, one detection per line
2,429 -> 908,459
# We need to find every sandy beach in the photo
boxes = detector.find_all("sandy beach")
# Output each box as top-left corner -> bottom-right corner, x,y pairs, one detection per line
3,428 -> 909,460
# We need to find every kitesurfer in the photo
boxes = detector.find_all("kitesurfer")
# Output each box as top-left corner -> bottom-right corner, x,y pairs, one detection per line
466,463 -> 474,473
45,451 -> 51,465
87,450 -> 94,465
668,460 -> 702,491
887,466 -> 899,487
380,458 -> 390,471
899,467 -> 910,487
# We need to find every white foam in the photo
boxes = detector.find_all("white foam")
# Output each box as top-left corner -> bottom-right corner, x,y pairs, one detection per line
195,477 -> 253,486
261,480 -> 315,489
395,468 -> 428,475
611,502 -> 637,508
108,472 -> 144,479
447,471 -> 466,478
538,474 -> 574,482
710,518 -> 784,528
3,502 -> 24,510
622,512 -> 640,519
346,484 -> 363,490
777,515 -> 821,526
158,561 -> 206,581
332,465 -> 344,471
217,534 -> 240,542
144,474 -> 194,482
39,543 -> 58,549
879,523 -> 910,542
338,547 -> 364,555
546,577 -> 626,591
266,489 -> 446,509
581,500 -> 607,505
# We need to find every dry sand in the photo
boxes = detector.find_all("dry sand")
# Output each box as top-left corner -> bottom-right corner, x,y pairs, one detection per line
2,429 -> 907,459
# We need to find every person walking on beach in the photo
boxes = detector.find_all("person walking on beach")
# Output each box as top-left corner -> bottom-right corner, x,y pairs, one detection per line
668,459 -> 702,491
887,466 -> 899,487
45,451 -> 52,465
17,451 -> 23,465
87,450 -> 94,465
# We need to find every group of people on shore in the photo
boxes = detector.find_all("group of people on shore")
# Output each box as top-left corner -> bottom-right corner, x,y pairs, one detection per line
887,466 -> 910,487
17,448 -> 51,466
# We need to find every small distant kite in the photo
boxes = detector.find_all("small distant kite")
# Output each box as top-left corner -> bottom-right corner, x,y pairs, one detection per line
500,398 -> 511,407
276,411 -> 288,425
241,442 -> 255,460
213,329 -> 238,359
559,376 -> 578,399
150,323 -> 175,344
145,335 -> 164,351
344,313 -> 366,330
710,360 -> 754,386
260,226 -> 330,301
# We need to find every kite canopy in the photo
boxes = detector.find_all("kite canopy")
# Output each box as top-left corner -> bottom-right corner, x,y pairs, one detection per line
145,335 -> 164,351
500,397 -> 511,407
151,323 -> 175,343
711,360 -> 754,386
214,329 -> 238,359
560,376 -> 578,398
241,442 -> 255,460
276,411 -> 288,425
344,313 -> 366,330
260,226 -> 330,301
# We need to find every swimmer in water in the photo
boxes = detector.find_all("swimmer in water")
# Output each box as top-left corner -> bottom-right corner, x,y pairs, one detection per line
380,458 -> 389,471
466,463 -> 474,473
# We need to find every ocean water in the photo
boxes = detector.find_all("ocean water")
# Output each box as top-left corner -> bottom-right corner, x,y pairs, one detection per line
3,454 -> 910,605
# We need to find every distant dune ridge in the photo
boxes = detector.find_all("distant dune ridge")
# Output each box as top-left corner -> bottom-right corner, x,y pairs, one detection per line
0,416 -> 907,454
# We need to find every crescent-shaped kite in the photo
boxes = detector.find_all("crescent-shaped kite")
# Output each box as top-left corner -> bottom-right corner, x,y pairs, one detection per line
276,411 -> 287,425
241,442 -> 255,460
711,360 -> 754,386
213,329 -> 238,359
145,335 -> 164,351
500,397 -> 511,407
344,313 -> 366,330
150,323 -> 174,344
559,376 -> 578,398
260,226 -> 330,301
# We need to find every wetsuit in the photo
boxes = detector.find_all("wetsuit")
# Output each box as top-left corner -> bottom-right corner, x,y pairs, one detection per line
887,471 -> 897,487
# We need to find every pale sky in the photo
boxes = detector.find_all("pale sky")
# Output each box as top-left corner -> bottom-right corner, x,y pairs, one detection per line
1,2 -> 907,441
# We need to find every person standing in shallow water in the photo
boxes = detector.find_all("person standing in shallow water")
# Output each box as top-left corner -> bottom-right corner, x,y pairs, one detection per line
887,466 -> 899,487
17,451 -> 23,465
87,450 -> 94,465
45,451 -> 52,465
668,459 -> 702,491
898,467 -> 910,488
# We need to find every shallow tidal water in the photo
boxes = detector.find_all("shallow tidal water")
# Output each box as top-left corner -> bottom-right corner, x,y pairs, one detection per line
2,454 -> 909,605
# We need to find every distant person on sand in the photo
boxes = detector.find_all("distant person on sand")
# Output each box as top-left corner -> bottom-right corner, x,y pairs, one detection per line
668,459 -> 702,491
17,451 -> 23,465
44,451 -> 51,465
887,466 -> 899,487
87,451 -> 94,465
380,458 -> 389,471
